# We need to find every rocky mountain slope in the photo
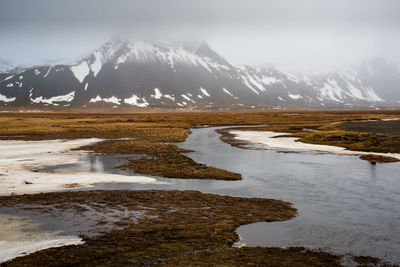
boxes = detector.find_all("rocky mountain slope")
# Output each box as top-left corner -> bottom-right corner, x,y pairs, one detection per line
0,40 -> 399,109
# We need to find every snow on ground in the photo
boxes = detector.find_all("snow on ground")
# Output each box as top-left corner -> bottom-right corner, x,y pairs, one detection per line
230,130 -> 400,160
0,138 -> 164,196
70,61 -> 90,83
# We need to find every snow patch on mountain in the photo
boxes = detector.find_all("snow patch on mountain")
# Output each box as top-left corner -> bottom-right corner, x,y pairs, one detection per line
3,75 -> 14,82
0,93 -> 16,102
222,88 -> 234,97
124,95 -> 149,107
163,94 -> 175,101
200,87 -> 210,97
89,95 -> 121,105
30,91 -> 75,105
363,87 -> 383,101
260,76 -> 281,85
288,93 -> 302,100
321,79 -> 344,102
151,88 -> 163,99
70,62 -> 90,83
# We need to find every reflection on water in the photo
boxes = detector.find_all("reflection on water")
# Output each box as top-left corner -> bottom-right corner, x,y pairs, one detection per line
3,127 -> 400,263
38,154 -> 142,176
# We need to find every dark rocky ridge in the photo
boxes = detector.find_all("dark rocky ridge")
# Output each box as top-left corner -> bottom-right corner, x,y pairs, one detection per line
1,39 -> 399,109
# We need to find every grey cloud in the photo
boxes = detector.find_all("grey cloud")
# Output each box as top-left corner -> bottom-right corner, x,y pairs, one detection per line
0,0 -> 399,71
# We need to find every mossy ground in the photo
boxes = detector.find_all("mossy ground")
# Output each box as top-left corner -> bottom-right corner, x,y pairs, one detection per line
359,154 -> 399,163
0,190 -> 296,266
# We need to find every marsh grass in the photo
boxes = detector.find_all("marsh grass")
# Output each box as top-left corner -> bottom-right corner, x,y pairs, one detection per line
0,190 -> 296,266
78,139 -> 242,180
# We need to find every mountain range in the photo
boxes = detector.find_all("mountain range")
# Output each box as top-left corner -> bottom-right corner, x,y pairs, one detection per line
1,39 -> 399,109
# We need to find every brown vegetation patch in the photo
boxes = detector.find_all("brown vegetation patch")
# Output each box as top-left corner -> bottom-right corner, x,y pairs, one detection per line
79,139 -> 241,180
359,154 -> 399,163
341,120 -> 400,135
0,190 -> 296,266
160,247 -> 342,267
1,110 -> 399,142
124,154 -> 241,180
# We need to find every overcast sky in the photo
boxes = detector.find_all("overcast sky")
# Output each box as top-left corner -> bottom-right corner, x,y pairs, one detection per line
0,0 -> 399,72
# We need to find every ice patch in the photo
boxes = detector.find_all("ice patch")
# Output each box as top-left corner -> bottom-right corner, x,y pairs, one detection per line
231,130 -> 400,160
70,61 -> 90,83
0,138 -> 164,196
6,83 -> 14,88
0,234 -> 83,264
34,69 -> 40,76
84,83 -> 88,91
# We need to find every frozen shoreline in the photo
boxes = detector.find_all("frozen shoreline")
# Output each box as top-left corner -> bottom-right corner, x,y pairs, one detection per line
230,130 -> 400,160
0,213 -> 84,263
0,138 -> 165,196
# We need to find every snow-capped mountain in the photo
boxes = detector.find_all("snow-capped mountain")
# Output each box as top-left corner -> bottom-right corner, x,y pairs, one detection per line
0,39 -> 399,108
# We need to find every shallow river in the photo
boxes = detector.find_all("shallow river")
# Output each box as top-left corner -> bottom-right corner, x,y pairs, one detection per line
2,127 -> 400,263
95,127 -> 400,263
